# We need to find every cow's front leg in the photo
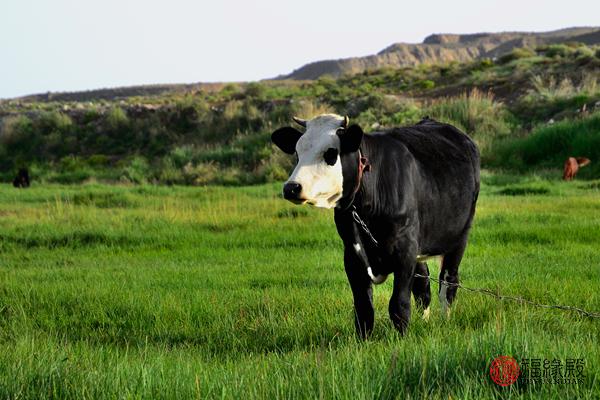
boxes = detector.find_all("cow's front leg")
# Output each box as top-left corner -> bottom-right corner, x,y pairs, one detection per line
344,246 -> 374,339
388,239 -> 418,335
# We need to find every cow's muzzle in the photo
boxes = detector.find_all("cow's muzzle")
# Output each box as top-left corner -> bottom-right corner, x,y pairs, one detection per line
283,181 -> 303,202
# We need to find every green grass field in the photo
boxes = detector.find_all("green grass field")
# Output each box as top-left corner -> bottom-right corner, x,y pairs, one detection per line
1,173 -> 599,399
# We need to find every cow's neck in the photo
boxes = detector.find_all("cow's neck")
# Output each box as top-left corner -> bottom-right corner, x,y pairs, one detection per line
337,148 -> 370,211
341,134 -> 388,218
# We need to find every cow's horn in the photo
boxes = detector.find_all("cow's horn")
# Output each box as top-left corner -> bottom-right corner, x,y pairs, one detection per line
342,115 -> 349,128
292,116 -> 307,127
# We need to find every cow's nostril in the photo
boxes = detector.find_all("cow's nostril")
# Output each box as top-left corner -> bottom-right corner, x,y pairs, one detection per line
283,182 -> 302,200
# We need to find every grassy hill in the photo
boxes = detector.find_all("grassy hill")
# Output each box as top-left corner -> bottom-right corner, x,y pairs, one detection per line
1,41 -> 600,184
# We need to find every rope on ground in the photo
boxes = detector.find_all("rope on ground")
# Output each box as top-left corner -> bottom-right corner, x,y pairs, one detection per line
413,273 -> 600,319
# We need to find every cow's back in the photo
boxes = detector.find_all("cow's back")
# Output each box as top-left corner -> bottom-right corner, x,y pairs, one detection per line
388,119 -> 479,178
373,119 -> 480,252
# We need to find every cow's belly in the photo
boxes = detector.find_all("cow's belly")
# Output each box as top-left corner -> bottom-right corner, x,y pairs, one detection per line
417,193 -> 475,254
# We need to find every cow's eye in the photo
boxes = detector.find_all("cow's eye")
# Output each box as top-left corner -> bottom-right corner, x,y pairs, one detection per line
323,148 -> 338,166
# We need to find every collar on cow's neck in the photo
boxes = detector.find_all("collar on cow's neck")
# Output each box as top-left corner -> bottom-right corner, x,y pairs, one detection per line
337,149 -> 370,211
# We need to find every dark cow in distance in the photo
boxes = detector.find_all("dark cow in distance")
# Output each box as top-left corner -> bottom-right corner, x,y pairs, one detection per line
563,157 -> 591,181
12,168 -> 30,188
272,114 -> 480,338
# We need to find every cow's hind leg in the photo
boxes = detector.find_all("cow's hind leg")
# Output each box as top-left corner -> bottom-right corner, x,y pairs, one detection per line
411,262 -> 431,320
439,240 -> 468,316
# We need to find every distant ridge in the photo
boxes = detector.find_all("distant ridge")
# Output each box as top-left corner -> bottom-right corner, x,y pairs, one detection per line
6,27 -> 600,102
276,27 -> 600,80
8,82 -> 230,103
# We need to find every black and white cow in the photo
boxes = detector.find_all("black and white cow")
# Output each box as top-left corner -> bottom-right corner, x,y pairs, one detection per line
272,114 -> 480,338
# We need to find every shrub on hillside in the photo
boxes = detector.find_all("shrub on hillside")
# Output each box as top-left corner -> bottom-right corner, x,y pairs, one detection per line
497,48 -> 536,64
38,111 -> 73,133
58,155 -> 87,172
352,96 -> 423,129
389,104 -> 422,126
574,46 -> 595,62
539,44 -> 572,58
244,82 -> 267,100
217,83 -> 242,100
121,156 -> 151,184
0,115 -> 36,167
106,107 -> 129,130
417,80 -> 435,90
169,145 -> 196,168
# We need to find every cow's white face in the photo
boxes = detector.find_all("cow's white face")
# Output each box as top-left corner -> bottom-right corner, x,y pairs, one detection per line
288,115 -> 344,208
272,114 -> 363,209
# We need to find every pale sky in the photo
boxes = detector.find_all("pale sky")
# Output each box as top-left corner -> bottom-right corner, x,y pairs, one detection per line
1,0 -> 599,98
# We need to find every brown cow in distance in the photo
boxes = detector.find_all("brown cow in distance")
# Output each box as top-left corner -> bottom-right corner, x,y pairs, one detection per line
563,157 -> 591,181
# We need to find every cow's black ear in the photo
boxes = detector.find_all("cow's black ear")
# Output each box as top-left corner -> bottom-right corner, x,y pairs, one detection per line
271,127 -> 303,154
338,124 -> 363,153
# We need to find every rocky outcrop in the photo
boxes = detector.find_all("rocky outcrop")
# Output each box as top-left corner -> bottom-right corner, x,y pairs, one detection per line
277,27 -> 600,80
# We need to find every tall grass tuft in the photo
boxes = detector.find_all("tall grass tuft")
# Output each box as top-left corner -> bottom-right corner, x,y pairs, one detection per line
512,72 -> 600,124
426,89 -> 512,154
529,73 -> 598,100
